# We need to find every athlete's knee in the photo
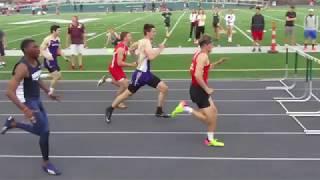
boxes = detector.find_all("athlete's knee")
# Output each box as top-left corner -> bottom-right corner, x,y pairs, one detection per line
158,82 -> 168,93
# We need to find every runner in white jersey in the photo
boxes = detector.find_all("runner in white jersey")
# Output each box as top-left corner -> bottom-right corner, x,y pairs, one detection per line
104,24 -> 170,124
225,9 -> 236,43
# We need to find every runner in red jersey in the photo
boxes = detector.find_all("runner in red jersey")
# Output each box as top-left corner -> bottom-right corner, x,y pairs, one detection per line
97,32 -> 137,109
171,35 -> 227,147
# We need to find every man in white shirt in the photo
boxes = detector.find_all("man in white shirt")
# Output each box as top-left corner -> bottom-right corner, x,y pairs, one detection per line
188,9 -> 197,42
304,9 -> 318,51
225,9 -> 236,43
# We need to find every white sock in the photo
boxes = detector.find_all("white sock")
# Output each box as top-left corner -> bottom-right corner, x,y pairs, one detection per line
49,87 -> 55,95
106,78 -> 112,83
207,132 -> 214,141
40,74 -> 49,79
183,106 -> 193,114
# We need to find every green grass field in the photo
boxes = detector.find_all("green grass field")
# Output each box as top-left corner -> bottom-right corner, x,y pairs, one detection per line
1,6 -> 320,80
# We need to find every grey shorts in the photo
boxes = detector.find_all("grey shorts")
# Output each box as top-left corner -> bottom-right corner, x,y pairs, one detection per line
285,26 -> 295,36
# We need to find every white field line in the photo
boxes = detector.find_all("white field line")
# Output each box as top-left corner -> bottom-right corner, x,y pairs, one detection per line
233,24 -> 254,42
6,131 -> 303,135
0,155 -> 319,161
87,14 -> 152,42
0,113 -> 287,117
162,11 -> 186,44
0,68 -> 314,74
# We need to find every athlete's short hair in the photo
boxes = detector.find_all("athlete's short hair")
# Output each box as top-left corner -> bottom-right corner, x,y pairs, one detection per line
199,34 -> 212,47
120,32 -> 130,41
143,24 -> 155,35
50,25 -> 60,33
20,39 -> 35,53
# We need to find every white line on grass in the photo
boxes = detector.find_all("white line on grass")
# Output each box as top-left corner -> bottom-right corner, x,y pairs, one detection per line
0,155 -> 319,161
7,14 -> 120,44
6,131 -> 303,135
233,24 -> 254,42
8,32 -> 49,44
0,113 -> 287,117
88,15 -> 151,42
162,11 -> 186,44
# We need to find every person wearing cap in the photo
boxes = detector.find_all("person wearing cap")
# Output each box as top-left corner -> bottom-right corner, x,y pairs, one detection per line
304,9 -> 318,51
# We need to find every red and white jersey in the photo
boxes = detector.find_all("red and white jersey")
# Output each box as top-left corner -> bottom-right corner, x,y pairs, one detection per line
190,51 -> 210,86
109,41 -> 129,69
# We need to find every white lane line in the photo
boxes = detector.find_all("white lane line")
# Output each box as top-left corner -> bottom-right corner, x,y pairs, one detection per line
0,155 -> 319,161
0,68 -> 315,73
0,99 -> 288,103
0,78 -> 314,82
0,113 -> 287,117
0,88 -> 294,92
6,131 -> 304,135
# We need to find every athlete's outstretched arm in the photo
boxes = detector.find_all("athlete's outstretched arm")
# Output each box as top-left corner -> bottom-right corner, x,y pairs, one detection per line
145,42 -> 165,60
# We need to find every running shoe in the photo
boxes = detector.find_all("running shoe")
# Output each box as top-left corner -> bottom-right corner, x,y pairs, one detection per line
1,116 -> 14,135
171,100 -> 187,118
204,138 -> 225,147
105,106 -> 113,124
42,162 -> 61,176
97,75 -> 107,87
155,112 -> 171,118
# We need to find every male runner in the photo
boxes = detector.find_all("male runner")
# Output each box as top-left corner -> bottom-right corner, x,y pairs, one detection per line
97,32 -> 137,108
171,35 -> 226,147
104,24 -> 169,123
1,39 -> 61,175
40,25 -> 65,95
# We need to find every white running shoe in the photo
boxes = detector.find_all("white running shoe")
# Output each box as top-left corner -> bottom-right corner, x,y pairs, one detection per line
97,75 -> 107,87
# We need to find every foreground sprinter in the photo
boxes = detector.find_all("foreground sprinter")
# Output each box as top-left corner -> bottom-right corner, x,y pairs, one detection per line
1,39 -> 61,175
171,35 -> 227,147
97,32 -> 137,109
105,24 -> 170,123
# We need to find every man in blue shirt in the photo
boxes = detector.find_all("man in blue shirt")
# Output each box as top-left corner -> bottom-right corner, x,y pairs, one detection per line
1,39 -> 61,176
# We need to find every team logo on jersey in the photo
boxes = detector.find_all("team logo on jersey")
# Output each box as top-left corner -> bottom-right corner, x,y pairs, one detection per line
32,70 -> 42,81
